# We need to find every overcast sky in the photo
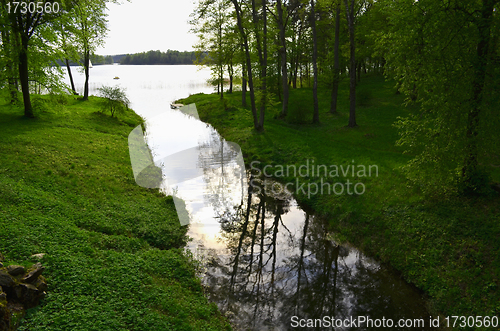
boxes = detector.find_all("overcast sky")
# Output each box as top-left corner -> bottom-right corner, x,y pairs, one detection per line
96,0 -> 199,55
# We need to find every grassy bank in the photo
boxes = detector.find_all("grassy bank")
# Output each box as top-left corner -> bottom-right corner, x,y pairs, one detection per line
178,75 -> 500,324
0,93 -> 231,330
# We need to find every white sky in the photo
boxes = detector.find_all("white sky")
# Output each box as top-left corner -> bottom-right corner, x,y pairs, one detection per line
96,0 -> 199,55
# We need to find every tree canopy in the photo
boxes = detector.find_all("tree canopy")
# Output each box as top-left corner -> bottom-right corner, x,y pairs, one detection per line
190,0 -> 499,194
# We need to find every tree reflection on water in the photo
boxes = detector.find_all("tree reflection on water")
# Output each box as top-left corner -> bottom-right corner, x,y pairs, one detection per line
191,133 -> 431,331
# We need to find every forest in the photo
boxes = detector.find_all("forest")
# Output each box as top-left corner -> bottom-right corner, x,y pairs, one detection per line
119,50 -> 201,65
182,0 -> 500,323
190,0 -> 500,196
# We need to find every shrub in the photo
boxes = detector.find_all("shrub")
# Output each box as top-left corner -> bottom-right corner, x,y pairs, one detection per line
97,85 -> 130,117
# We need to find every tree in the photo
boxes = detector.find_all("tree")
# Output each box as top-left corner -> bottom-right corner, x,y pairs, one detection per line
71,0 -> 109,101
310,0 -> 319,124
5,0 -> 65,117
191,0 -> 233,99
0,10 -> 19,104
231,0 -> 260,130
344,0 -> 357,127
330,0 -> 341,114
275,0 -> 291,117
251,0 -> 268,131
97,85 -> 130,117
56,19 -> 80,95
378,0 -> 500,194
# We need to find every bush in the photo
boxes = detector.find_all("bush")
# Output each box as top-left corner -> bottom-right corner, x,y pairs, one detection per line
97,85 -> 130,117
49,93 -> 68,105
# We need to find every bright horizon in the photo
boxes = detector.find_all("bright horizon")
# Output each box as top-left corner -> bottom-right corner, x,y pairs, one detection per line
96,0 -> 199,56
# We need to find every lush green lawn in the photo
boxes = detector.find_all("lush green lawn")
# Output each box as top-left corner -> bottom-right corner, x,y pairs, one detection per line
179,75 -> 500,324
0,93 -> 231,331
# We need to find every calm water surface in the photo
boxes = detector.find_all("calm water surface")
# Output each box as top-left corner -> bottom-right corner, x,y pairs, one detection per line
65,65 -> 432,330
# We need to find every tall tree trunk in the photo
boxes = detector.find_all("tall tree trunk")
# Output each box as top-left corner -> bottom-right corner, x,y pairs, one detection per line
1,28 -> 18,104
228,64 -> 233,93
242,62 -> 247,107
277,0 -> 289,118
65,59 -> 78,95
219,24 -> 224,100
251,0 -> 266,131
220,63 -> 224,99
258,0 -> 267,130
461,0 -> 495,191
330,2 -> 341,114
293,55 -> 299,88
293,26 -> 302,89
231,0 -> 259,130
18,34 -> 33,117
306,62 -> 310,87
277,51 -> 282,101
344,0 -> 357,127
299,64 -> 303,88
83,49 -> 90,101
311,0 -> 319,124
356,60 -> 361,84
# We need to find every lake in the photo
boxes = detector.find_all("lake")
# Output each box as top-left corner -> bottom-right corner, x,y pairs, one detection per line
64,64 -> 432,330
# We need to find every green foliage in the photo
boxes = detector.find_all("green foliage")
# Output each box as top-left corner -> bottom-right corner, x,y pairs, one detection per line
286,88 -> 314,124
90,54 -> 114,65
97,85 -> 130,118
376,0 -> 500,195
0,93 -> 231,330
120,50 -> 199,65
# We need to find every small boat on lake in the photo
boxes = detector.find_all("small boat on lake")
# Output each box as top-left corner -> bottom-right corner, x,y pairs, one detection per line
170,103 -> 184,109
113,76 -> 120,80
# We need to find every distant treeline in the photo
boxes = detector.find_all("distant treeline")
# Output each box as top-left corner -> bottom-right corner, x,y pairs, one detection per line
119,50 -> 204,65
57,54 -> 114,66
92,54 -> 114,65
56,51 -> 203,66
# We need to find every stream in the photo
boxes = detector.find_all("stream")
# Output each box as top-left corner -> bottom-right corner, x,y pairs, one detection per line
66,64 -> 432,330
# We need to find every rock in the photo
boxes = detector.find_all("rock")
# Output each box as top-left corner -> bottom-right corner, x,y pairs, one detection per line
32,277 -> 48,292
22,263 -> 45,284
0,262 -> 3,268
7,265 -> 25,276
30,253 -> 46,260
0,271 -> 14,288
14,284 -> 40,308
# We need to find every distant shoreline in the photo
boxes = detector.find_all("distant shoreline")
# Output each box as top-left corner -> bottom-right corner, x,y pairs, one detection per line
62,63 -> 199,67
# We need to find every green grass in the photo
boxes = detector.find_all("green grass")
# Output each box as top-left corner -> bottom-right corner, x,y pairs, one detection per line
0,93 -> 231,331
179,75 -> 500,326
